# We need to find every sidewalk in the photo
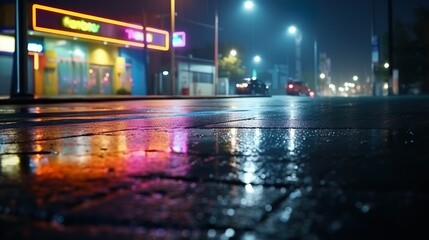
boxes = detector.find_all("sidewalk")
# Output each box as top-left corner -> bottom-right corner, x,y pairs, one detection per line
0,94 -> 270,105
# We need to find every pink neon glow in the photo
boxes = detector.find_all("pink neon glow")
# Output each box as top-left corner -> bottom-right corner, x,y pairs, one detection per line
125,29 -> 144,42
172,31 -> 186,47
125,29 -> 154,43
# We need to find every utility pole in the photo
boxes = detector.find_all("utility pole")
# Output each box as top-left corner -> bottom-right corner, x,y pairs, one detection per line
371,0 -> 380,96
11,0 -> 32,98
387,0 -> 394,95
170,0 -> 175,95
214,1 -> 219,95
295,34 -> 302,81
314,39 -> 318,93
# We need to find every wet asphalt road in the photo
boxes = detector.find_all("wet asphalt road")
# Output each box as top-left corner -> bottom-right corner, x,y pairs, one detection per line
0,95 -> 429,240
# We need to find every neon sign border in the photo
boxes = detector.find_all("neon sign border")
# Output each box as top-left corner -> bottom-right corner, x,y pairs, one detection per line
32,4 -> 169,51
173,31 -> 186,47
146,27 -> 169,51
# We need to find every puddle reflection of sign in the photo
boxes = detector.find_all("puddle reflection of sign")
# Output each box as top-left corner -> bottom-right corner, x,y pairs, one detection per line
173,31 -> 186,48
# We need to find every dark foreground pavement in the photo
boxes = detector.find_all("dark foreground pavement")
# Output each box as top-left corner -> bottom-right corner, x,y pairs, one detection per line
0,95 -> 429,240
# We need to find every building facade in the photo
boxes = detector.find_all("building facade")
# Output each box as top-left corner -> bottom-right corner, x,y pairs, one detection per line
176,56 -> 215,96
0,4 -> 169,96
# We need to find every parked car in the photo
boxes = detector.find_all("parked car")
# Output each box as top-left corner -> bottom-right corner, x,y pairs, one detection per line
286,80 -> 315,97
235,78 -> 269,95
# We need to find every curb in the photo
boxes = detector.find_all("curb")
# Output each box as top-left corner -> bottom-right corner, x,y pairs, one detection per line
0,94 -> 272,105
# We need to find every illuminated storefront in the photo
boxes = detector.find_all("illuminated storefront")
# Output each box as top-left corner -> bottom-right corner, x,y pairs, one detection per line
0,4 -> 170,96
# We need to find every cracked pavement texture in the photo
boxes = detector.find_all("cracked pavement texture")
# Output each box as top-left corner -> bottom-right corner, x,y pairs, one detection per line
1,96 -> 429,239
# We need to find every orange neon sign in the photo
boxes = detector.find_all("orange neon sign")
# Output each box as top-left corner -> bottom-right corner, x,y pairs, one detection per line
32,4 -> 169,51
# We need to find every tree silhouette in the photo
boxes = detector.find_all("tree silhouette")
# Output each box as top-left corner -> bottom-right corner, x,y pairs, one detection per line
218,53 -> 245,84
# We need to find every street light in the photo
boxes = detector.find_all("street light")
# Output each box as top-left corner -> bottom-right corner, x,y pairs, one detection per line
170,0 -> 175,95
287,25 -> 318,93
384,62 -> 390,69
287,25 -> 302,81
215,1 -> 254,95
353,75 -> 359,81
214,1 -> 219,95
244,0 -> 254,10
230,49 -> 237,57
253,55 -> 261,63
243,0 -> 255,77
252,55 -> 261,78
288,25 -> 298,35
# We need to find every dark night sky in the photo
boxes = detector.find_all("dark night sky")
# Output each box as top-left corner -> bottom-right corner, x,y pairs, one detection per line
34,0 -> 429,85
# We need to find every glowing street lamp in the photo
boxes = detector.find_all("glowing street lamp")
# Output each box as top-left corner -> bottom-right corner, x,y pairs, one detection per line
252,55 -> 261,78
288,25 -> 319,92
253,55 -> 261,63
230,49 -> 237,57
320,73 -> 326,79
215,1 -> 255,95
243,1 -> 255,76
384,62 -> 390,69
353,75 -> 359,81
244,0 -> 255,10
288,25 -> 298,35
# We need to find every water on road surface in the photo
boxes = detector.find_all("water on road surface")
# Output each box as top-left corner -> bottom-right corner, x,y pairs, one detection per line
1,96 -> 429,239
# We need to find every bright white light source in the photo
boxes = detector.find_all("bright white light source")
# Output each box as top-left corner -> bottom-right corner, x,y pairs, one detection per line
244,0 -> 254,10
288,25 -> 298,35
230,49 -> 237,57
384,62 -> 390,69
253,55 -> 261,63
383,83 -> 389,90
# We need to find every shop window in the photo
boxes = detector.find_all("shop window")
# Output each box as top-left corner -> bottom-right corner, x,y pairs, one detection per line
117,65 -> 132,94
58,59 -> 87,94
87,64 -> 113,94
192,72 -> 213,84
0,54 -> 13,95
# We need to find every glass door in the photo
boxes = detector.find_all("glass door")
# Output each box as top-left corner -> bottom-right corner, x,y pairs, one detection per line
87,64 -> 113,95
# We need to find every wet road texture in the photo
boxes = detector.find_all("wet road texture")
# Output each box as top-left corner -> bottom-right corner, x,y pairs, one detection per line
0,95 -> 428,240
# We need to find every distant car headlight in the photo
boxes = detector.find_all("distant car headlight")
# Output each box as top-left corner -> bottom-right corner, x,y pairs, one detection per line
236,83 -> 248,88
288,84 -> 294,89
